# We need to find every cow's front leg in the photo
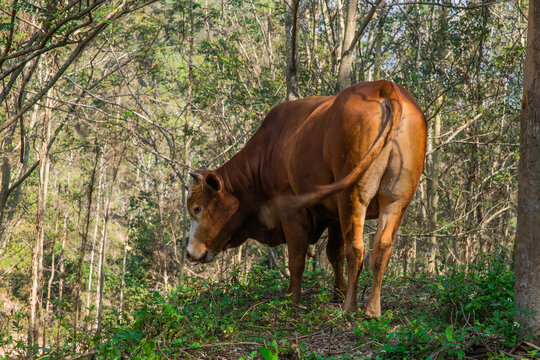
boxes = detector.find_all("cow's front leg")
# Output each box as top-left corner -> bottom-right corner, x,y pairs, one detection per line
282,216 -> 309,305
327,223 -> 347,302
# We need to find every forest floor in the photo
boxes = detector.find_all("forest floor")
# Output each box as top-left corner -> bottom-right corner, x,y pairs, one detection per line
90,252 -> 537,360
2,252 -> 539,359
178,270 -> 536,360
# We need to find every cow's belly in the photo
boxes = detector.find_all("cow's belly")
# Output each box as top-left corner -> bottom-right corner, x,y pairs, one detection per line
309,196 -> 379,221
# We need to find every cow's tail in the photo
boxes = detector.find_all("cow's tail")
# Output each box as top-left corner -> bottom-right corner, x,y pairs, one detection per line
260,81 -> 403,229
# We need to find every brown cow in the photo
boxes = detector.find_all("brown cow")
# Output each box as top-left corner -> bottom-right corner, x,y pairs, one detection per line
186,80 -> 426,317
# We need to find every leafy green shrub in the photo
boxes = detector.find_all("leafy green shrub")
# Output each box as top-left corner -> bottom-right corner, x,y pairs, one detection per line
430,249 -> 519,345
356,248 -> 522,359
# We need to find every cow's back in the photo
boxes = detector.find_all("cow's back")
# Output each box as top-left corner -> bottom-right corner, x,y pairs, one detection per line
262,81 -> 426,218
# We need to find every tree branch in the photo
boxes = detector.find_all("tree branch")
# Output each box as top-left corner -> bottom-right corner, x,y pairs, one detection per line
383,0 -> 507,9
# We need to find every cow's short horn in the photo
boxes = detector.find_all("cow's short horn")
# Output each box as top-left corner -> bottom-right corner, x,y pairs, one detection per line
189,171 -> 204,183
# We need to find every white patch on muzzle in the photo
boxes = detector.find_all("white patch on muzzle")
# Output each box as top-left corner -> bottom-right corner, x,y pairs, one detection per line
187,219 -> 200,256
186,219 -> 216,262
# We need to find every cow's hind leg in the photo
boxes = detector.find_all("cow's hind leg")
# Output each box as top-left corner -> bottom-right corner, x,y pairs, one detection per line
365,203 -> 406,318
282,214 -> 310,305
339,189 -> 368,312
327,223 -> 346,301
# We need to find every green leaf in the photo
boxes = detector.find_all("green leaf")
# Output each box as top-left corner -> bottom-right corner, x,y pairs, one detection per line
445,325 -> 453,342
259,347 -> 278,360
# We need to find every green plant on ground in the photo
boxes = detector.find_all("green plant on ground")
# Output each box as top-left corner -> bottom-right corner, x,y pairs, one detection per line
2,249 -> 533,360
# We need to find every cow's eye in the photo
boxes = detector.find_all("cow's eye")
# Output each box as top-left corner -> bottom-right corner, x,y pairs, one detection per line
193,206 -> 201,215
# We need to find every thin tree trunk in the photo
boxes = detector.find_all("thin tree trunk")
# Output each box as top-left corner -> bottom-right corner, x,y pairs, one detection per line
96,163 -> 120,333
427,103 -> 442,274
336,0 -> 346,58
337,0 -> 382,91
0,122 -> 16,249
373,10 -> 386,81
285,0 -> 300,100
74,148 -> 100,338
179,185 -> 188,284
336,0 -> 358,91
119,215 -> 131,317
244,243 -> 250,277
426,2 -> 448,274
95,189 -> 109,332
155,184 -> 168,292
84,168 -> 104,332
465,4 -> 488,268
29,94 -> 52,350
56,155 -> 71,345
42,96 -> 55,350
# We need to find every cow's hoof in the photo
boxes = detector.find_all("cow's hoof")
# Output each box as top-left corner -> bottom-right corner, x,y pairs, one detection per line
343,300 -> 358,313
364,306 -> 381,318
365,296 -> 381,318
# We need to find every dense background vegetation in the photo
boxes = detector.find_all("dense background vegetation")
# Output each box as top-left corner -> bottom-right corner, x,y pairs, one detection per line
0,0 -> 536,358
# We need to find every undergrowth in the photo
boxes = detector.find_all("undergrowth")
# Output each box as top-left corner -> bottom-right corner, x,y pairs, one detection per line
1,251 -> 537,359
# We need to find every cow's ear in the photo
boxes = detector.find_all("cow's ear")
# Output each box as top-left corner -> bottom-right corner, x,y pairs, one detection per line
205,172 -> 223,193
189,171 -> 204,185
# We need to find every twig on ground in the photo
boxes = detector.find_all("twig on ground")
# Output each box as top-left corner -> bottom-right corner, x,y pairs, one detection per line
183,340 -> 262,350
65,350 -> 98,360
239,299 -> 270,321
523,341 -> 540,352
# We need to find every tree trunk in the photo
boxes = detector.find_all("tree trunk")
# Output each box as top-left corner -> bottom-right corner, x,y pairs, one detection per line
96,163 -> 119,333
373,18 -> 383,81
155,185 -> 168,292
119,215 -> 131,317
56,155 -> 71,345
426,2 -> 448,274
465,4 -> 488,268
427,107 -> 442,274
179,184 -> 188,284
84,168 -> 104,332
95,180 -> 109,333
28,95 -> 52,350
514,0 -> 540,336
336,0 -> 358,91
337,0 -> 382,91
42,96 -> 55,350
0,122 -> 16,249
285,0 -> 300,100
74,148 -> 100,337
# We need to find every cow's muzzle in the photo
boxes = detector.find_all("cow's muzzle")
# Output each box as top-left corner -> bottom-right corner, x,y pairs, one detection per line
186,249 -> 215,264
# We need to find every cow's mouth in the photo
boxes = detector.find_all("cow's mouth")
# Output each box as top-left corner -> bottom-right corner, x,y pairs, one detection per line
186,249 -> 216,264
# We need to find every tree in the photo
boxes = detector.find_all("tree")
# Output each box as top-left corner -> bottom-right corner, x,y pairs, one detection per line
285,0 -> 300,100
336,0 -> 382,91
514,0 -> 540,336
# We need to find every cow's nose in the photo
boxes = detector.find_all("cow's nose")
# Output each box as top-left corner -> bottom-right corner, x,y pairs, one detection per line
186,249 -> 207,263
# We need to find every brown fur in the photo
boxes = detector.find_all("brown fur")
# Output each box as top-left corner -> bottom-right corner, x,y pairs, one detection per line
186,81 -> 427,316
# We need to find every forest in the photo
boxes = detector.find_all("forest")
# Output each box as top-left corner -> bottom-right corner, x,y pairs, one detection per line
0,0 -> 539,359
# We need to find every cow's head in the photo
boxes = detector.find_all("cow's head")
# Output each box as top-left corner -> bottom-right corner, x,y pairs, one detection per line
186,170 -> 240,263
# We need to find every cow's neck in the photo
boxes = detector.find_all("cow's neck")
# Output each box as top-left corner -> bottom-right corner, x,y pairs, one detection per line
215,145 -> 264,214
213,146 -> 286,247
